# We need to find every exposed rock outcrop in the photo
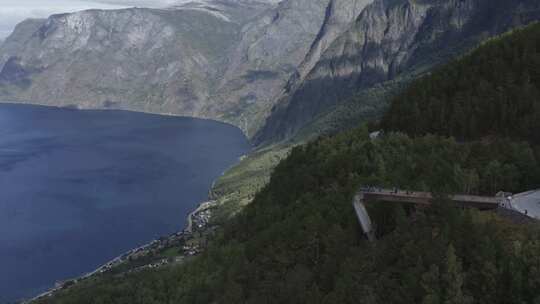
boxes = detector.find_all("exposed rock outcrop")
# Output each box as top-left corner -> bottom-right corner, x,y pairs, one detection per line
209,0 -> 335,136
3,0 -> 538,143
0,6 -> 240,116
0,1 -> 349,137
255,0 -> 540,144
0,0 -> 373,138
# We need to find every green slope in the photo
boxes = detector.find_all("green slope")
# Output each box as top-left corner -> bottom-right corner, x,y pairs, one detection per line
38,130 -> 540,304
38,22 -> 540,304
382,22 -> 540,145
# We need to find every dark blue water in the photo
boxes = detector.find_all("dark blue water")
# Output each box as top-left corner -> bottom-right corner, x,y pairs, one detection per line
0,103 -> 250,302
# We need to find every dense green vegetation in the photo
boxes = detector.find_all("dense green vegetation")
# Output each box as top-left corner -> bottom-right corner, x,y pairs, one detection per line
293,79 -> 402,143
209,144 -> 290,224
40,129 -> 540,304
39,22 -> 540,304
382,23 -> 540,145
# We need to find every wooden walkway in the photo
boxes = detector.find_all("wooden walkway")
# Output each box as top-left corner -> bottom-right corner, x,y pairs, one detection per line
361,189 -> 501,210
353,188 -> 503,241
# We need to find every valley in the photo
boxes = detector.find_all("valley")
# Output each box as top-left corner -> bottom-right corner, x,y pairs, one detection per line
0,0 -> 539,303
0,103 -> 249,303
3,0 -> 538,142
30,19 -> 540,304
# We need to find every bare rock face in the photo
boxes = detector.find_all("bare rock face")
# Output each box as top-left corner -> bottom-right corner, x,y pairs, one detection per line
207,0 -> 335,136
0,6 -> 240,116
0,0 -> 371,138
0,0 -> 357,138
212,0 -> 374,136
255,0 -> 540,144
2,0 -> 538,143
292,0 -> 373,86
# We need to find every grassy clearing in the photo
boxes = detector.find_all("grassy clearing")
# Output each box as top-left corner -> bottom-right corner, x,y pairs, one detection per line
209,144 -> 292,224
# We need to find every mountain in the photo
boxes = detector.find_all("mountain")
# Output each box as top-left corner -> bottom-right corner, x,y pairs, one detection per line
2,0 -> 540,143
36,21 -> 540,304
204,0 -> 362,136
0,2 -> 268,131
0,0 -> 370,138
381,22 -> 540,146
255,0 -> 540,144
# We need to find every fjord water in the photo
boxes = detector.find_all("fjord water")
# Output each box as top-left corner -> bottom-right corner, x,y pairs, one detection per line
0,103 -> 250,302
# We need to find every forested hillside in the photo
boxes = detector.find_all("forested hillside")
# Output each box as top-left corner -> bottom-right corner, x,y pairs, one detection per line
256,0 -> 540,145
40,129 -> 540,303
382,23 -> 540,145
38,20 -> 540,304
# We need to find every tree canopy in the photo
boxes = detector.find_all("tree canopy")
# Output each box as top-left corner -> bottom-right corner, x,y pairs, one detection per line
39,22 -> 540,304
40,129 -> 540,304
382,23 -> 540,146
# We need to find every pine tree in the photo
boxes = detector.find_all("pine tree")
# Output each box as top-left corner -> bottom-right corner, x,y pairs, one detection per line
442,244 -> 472,304
421,264 -> 442,304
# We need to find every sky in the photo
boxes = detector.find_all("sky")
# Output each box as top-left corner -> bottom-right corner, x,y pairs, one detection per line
0,0 -> 181,39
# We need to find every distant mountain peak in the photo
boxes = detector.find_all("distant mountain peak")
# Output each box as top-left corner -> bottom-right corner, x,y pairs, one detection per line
1,0 -> 539,145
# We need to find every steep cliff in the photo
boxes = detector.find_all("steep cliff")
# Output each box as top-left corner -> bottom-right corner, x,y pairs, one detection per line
255,0 -> 540,144
0,6 -> 242,116
209,0 -> 334,136
4,0 -> 537,143
0,0 -> 372,138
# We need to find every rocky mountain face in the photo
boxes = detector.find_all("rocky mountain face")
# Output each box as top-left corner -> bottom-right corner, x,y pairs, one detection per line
213,0 -> 373,135
2,0 -> 538,143
0,6 -> 242,117
0,0 -> 369,138
255,0 -> 540,144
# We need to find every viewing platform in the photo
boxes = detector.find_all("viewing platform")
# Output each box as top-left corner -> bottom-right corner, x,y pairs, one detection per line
353,187 -> 514,241
360,188 -> 501,210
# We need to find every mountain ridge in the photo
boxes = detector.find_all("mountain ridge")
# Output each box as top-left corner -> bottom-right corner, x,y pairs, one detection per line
0,0 -> 366,138
255,0 -> 540,145
1,0 -> 540,144
36,21 -> 540,304
15,4 -> 540,303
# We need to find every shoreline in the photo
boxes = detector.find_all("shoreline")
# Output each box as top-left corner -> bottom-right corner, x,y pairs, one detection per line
26,198 -> 218,303
25,155 -> 247,303
0,100 -> 252,139
185,200 -> 218,234
3,100 -> 253,303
